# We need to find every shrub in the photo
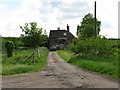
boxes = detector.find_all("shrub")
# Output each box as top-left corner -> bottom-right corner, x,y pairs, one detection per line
69,37 -> 117,57
5,41 -> 14,57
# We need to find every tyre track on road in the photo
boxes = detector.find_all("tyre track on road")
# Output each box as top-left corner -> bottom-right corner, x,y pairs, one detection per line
2,52 -> 118,88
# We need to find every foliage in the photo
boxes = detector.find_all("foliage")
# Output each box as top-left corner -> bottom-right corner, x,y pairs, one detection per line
20,22 -> 48,48
40,34 -> 49,47
69,37 -> 118,57
57,50 -> 119,78
57,50 -> 74,62
0,36 -> 1,57
5,41 -> 14,57
2,37 -> 23,51
77,13 -> 101,38
2,47 -> 49,75
2,48 -> 33,64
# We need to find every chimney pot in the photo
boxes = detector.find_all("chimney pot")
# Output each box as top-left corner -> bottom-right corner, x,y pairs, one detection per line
67,24 -> 69,32
57,27 -> 60,30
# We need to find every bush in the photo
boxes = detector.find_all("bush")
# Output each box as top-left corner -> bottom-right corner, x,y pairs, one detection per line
5,41 -> 14,57
69,37 -> 117,57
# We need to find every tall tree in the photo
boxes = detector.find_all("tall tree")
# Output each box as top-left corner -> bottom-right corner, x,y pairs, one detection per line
77,13 -> 101,38
20,22 -> 48,48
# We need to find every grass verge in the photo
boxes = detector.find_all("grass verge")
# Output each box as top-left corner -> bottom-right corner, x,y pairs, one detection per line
57,50 -> 119,78
2,47 -> 49,75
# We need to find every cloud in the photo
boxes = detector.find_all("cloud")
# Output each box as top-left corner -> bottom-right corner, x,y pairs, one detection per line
101,22 -> 113,29
59,2 -> 89,13
0,0 -> 118,38
0,4 -> 5,9
49,1 -> 62,8
53,1 -> 93,26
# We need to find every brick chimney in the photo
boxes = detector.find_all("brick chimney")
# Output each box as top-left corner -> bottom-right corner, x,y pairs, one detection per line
67,24 -> 69,32
57,27 -> 60,30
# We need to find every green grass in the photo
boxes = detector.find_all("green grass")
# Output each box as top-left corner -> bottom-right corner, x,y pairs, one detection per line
57,50 -> 119,78
0,62 -> 1,75
57,50 -> 74,62
2,47 -> 49,75
2,49 -> 34,64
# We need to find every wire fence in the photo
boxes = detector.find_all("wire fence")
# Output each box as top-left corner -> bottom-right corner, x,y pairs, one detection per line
2,48 -> 40,64
22,48 -> 40,64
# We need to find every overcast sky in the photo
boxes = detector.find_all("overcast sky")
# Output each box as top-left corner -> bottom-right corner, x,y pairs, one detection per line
0,0 -> 118,38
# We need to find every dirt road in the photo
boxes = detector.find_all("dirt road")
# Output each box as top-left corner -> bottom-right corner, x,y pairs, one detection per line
2,52 -> 118,88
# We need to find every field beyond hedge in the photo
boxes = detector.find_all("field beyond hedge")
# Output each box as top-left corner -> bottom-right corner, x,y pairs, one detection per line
57,50 -> 119,78
2,47 -> 49,75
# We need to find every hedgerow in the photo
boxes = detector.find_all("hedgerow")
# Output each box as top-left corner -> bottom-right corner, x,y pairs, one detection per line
69,36 -> 118,57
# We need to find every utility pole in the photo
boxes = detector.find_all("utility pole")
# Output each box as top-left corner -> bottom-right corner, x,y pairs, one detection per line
94,1 -> 97,36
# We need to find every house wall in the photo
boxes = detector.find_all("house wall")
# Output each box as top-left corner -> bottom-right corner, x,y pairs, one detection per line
49,30 -> 75,49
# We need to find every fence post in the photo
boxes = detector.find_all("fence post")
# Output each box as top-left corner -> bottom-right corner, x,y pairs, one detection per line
33,52 -> 35,64
37,49 -> 40,57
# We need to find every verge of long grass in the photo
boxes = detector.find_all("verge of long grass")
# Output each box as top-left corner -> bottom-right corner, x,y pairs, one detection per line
2,64 -> 37,75
0,64 -> 1,75
57,50 -> 118,78
2,47 -> 49,75
57,50 -> 74,62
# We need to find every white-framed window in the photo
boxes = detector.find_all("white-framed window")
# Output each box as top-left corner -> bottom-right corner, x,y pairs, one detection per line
63,33 -> 67,36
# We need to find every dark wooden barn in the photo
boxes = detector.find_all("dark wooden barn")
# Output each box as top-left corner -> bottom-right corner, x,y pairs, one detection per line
49,24 -> 75,50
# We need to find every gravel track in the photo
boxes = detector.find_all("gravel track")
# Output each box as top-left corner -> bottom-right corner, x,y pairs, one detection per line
2,52 -> 118,88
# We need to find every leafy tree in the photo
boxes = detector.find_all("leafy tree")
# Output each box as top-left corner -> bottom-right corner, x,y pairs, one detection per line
20,22 -> 48,48
5,41 -> 14,57
40,35 -> 49,47
77,13 -> 101,38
